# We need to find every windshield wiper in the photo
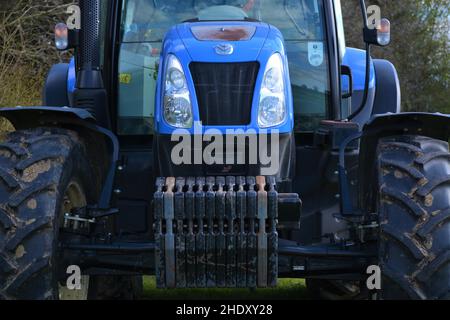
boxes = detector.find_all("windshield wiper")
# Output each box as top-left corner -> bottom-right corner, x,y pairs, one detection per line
183,17 -> 260,23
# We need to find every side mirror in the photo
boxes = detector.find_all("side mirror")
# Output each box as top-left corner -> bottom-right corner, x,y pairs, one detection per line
54,23 -> 79,51
341,65 -> 353,119
341,65 -> 353,99
349,1 -> 390,121
364,18 -> 391,47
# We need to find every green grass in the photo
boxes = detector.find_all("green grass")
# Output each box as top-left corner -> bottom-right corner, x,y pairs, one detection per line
142,277 -> 310,300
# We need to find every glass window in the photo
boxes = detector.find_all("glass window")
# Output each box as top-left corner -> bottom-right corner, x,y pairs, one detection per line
117,0 -> 330,135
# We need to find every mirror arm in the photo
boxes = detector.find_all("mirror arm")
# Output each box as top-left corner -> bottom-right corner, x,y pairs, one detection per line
347,0 -> 371,121
68,29 -> 80,49
341,65 -> 353,99
359,0 -> 369,28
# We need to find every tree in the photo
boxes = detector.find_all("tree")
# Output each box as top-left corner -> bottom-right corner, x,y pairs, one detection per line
0,0 -> 73,107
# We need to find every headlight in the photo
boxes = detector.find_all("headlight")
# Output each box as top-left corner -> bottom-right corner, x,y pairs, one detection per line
259,96 -> 285,127
168,68 -> 186,90
258,53 -> 286,128
163,55 -> 193,128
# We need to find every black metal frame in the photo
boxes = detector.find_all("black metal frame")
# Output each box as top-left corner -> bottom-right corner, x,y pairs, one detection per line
322,0 -> 342,121
62,240 -> 374,279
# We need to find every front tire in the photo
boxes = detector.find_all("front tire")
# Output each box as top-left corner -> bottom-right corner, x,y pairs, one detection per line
0,128 -> 95,299
0,128 -> 142,300
376,135 -> 450,299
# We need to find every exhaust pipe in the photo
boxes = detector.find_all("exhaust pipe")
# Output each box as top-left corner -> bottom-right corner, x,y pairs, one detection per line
77,0 -> 103,89
73,0 -> 111,128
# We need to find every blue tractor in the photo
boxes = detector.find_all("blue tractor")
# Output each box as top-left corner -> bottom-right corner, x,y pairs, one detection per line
0,0 -> 449,300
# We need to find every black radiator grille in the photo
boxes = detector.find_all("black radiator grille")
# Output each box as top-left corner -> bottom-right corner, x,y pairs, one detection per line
189,62 -> 259,126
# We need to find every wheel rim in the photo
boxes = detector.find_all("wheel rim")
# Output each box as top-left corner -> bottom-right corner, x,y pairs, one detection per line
58,181 -> 90,300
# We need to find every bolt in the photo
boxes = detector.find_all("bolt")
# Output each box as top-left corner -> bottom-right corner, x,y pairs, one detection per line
117,166 -> 124,171
335,194 -> 341,199
114,189 -> 122,195
73,215 -> 80,230
63,213 -> 70,228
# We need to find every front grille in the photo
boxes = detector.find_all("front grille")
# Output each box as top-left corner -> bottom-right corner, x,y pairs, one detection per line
190,62 -> 259,126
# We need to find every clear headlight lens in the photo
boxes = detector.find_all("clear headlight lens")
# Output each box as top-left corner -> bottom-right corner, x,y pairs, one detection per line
164,96 -> 192,128
258,53 -> 286,128
263,68 -> 281,92
168,68 -> 186,90
163,55 -> 193,128
259,96 -> 285,127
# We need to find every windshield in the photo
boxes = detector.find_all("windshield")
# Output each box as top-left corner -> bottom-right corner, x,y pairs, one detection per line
118,0 -> 330,135
122,0 -> 324,42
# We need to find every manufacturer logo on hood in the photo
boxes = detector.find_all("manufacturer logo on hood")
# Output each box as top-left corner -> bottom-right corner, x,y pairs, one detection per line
215,43 -> 234,55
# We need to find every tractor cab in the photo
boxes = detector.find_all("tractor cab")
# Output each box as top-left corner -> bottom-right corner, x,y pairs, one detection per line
117,0 -> 333,136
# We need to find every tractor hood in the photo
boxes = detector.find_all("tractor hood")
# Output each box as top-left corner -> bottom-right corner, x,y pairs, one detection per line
157,21 -> 293,136
175,21 -> 270,62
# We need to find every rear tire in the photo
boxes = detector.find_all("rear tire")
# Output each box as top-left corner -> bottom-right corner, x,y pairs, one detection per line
376,135 -> 450,299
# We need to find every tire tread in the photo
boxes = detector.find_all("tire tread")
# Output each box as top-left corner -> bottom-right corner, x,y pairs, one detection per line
0,128 -> 79,300
378,135 -> 450,300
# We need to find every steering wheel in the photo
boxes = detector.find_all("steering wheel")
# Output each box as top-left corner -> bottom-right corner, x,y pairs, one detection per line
194,0 -> 257,19
242,0 -> 256,12
197,5 -> 249,21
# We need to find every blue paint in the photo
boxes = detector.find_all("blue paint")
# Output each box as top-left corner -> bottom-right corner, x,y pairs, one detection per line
177,22 -> 269,62
342,47 -> 375,91
67,57 -> 76,93
155,22 -> 294,135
